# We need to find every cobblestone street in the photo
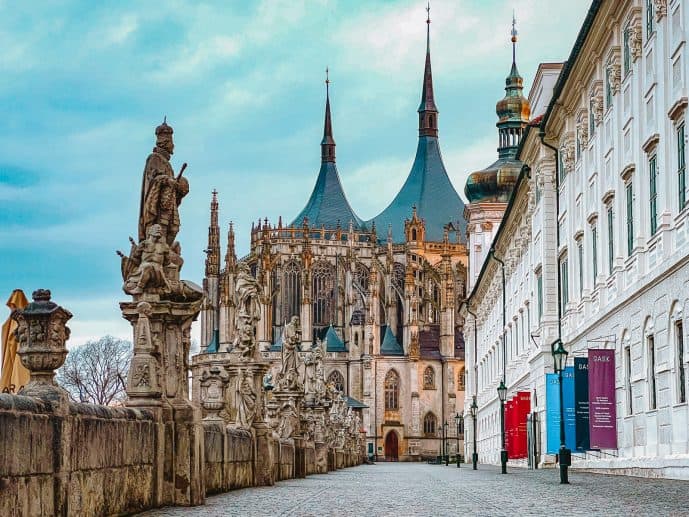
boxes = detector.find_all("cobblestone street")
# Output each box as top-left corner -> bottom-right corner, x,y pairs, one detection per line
143,463 -> 689,517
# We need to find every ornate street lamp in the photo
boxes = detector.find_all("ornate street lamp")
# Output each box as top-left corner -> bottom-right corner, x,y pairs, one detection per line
470,396 -> 478,470
552,339 -> 571,484
497,380 -> 508,474
443,421 -> 449,466
454,412 -> 463,468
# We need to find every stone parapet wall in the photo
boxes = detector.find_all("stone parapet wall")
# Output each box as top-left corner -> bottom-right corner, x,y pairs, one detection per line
0,394 -> 160,517
203,423 -> 253,494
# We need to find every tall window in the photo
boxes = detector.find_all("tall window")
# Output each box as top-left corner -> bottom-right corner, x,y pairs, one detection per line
625,345 -> 633,415
607,206 -> 615,273
591,223 -> 598,284
312,260 -> 335,327
626,182 -> 634,256
423,412 -> 437,436
677,321 -> 686,404
384,370 -> 400,410
537,270 -> 543,321
423,366 -> 435,390
649,155 -> 658,235
328,370 -> 345,393
623,26 -> 631,75
282,261 -> 302,319
646,0 -> 654,38
678,123 -> 686,209
589,97 -> 596,136
560,256 -> 569,308
558,148 -> 566,182
458,367 -> 466,391
577,239 -> 584,297
648,334 -> 657,410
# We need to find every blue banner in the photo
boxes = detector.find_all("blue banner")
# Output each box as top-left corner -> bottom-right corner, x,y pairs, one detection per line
545,368 -> 576,454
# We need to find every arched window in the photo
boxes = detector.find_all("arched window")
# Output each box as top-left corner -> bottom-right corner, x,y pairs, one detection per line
354,332 -> 359,348
312,260 -> 335,327
354,262 -> 369,295
423,366 -> 435,390
384,370 -> 400,410
411,228 -> 417,241
328,370 -> 345,393
282,261 -> 302,319
458,367 -> 466,391
423,412 -> 437,436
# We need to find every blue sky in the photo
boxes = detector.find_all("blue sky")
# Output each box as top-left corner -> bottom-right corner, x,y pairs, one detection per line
0,0 -> 589,346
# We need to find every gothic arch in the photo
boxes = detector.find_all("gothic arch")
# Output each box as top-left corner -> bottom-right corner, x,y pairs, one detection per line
384,369 -> 400,410
423,366 -> 435,389
312,260 -> 335,328
423,411 -> 437,436
327,370 -> 345,393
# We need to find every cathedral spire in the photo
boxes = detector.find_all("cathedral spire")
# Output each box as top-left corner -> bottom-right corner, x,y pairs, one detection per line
321,68 -> 336,163
418,2 -> 438,138
205,190 -> 220,276
225,221 -> 236,270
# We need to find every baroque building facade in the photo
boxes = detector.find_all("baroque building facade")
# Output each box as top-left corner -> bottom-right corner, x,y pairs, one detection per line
200,21 -> 468,461
463,0 -> 689,479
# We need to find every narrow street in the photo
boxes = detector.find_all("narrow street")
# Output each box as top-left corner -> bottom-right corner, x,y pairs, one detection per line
143,463 -> 688,516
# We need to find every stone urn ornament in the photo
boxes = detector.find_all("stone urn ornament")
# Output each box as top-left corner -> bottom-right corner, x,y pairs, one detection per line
12,289 -> 72,401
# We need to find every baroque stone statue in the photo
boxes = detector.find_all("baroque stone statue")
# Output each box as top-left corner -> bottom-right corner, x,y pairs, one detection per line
235,368 -> 257,429
276,316 -> 302,391
139,118 -> 189,246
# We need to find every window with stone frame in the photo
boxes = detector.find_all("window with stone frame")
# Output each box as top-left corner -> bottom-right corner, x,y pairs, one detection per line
677,122 -> 686,209
676,319 -> 686,404
607,204 -> 615,274
423,412 -> 437,436
282,261 -> 302,320
646,0 -> 654,38
384,370 -> 400,410
423,366 -> 435,390
458,367 -> 466,391
354,262 -> 370,295
623,24 -> 631,75
560,254 -> 569,308
312,260 -> 335,327
624,338 -> 633,415
625,180 -> 634,256
648,331 -> 657,410
649,154 -> 658,235
327,370 -> 345,394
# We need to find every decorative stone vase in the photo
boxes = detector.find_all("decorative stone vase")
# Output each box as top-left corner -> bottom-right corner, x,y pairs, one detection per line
13,289 -> 72,397
199,364 -> 229,421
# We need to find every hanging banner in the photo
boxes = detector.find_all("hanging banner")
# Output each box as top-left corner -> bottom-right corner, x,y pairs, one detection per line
545,373 -> 560,455
574,357 -> 590,451
545,369 -> 576,454
563,366 -> 576,451
588,349 -> 617,449
515,391 -> 531,459
505,399 -> 513,457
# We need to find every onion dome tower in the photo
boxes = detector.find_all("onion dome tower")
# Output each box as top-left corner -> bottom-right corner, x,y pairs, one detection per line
464,15 -> 530,203
368,5 -> 465,243
291,70 -> 364,229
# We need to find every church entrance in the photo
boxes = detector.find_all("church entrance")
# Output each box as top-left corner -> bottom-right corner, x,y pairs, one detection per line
384,431 -> 399,461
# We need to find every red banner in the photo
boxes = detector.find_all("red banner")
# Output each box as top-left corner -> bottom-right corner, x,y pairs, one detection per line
515,391 -> 531,459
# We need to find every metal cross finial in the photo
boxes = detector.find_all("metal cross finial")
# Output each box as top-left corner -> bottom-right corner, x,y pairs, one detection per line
426,1 -> 430,24
212,188 -> 218,196
511,10 -> 518,41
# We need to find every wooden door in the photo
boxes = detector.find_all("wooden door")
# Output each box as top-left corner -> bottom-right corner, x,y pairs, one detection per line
384,431 -> 399,461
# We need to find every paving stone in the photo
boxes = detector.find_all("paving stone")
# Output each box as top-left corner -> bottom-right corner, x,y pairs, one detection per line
141,463 -> 689,517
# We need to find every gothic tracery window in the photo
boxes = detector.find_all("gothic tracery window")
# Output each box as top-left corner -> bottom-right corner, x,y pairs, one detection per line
327,370 -> 345,393
384,370 -> 400,410
423,412 -> 437,436
354,262 -> 369,295
423,366 -> 435,389
312,260 -> 335,327
282,261 -> 302,320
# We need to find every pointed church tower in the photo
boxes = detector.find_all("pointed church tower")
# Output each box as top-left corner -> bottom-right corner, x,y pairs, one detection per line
291,71 -> 364,229
202,190 -> 221,350
368,7 -> 465,242
464,15 -> 530,293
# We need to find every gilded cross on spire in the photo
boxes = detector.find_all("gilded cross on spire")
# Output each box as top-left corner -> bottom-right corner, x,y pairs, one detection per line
426,1 -> 431,48
511,11 -> 518,64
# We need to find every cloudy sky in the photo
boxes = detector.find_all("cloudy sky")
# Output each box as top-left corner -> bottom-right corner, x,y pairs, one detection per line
0,0 -> 590,347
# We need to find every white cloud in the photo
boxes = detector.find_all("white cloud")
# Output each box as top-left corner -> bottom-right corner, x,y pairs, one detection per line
158,35 -> 241,81
103,14 -> 138,46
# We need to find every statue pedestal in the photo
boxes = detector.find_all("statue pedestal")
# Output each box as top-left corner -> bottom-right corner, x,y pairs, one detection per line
121,297 -> 204,507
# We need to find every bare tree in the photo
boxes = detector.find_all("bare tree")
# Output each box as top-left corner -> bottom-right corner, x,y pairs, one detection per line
57,335 -> 131,406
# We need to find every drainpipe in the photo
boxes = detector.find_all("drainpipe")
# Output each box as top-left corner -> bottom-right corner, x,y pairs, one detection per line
488,248 -> 508,474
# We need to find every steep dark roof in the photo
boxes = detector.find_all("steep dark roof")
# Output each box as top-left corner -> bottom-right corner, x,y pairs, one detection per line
368,136 -> 465,242
380,325 -> 404,356
345,396 -> 368,409
324,325 -> 347,352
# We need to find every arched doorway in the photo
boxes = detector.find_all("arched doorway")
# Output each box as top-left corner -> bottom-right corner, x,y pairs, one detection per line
384,431 -> 399,461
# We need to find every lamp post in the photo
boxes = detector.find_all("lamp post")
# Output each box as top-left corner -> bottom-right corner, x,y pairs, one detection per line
454,413 -> 463,468
470,396 -> 478,470
497,380 -> 508,474
552,339 -> 571,484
